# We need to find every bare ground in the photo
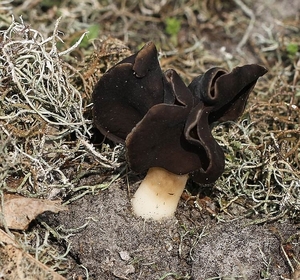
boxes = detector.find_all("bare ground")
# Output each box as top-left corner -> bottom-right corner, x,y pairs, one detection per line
47,180 -> 299,279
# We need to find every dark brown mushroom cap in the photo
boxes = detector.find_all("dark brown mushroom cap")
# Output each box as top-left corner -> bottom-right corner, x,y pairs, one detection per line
92,42 -> 165,143
126,69 -> 196,175
92,41 -> 267,184
126,64 -> 267,184
184,103 -> 225,183
188,65 -> 268,124
184,64 -> 267,183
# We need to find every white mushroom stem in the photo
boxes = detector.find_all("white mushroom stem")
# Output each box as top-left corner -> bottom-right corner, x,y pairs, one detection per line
131,167 -> 188,220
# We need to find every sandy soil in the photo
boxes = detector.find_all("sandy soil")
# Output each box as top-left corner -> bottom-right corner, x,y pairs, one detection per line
47,179 -> 299,279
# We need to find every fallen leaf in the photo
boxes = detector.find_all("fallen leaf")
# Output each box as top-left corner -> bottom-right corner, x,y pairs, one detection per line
0,194 -> 68,230
0,229 -> 66,280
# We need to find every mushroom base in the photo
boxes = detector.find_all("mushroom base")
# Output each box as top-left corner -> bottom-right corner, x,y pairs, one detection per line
131,167 -> 188,220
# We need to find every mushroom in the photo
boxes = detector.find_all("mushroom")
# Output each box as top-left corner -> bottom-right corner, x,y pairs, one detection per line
92,42 -> 267,220
92,41 -> 165,143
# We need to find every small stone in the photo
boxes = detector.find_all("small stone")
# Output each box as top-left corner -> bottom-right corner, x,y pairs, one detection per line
119,251 -> 130,261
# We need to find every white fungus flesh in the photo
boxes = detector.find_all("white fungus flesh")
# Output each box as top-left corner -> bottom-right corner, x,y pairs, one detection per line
131,167 -> 188,220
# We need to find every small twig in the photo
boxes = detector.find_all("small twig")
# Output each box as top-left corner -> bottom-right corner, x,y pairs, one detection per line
80,138 -> 121,169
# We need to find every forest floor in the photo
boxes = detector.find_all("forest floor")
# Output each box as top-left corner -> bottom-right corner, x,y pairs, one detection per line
0,0 -> 300,279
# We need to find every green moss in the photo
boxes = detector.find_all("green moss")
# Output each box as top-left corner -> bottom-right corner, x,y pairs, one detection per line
80,24 -> 100,48
41,0 -> 62,9
286,43 -> 298,57
165,17 -> 181,37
